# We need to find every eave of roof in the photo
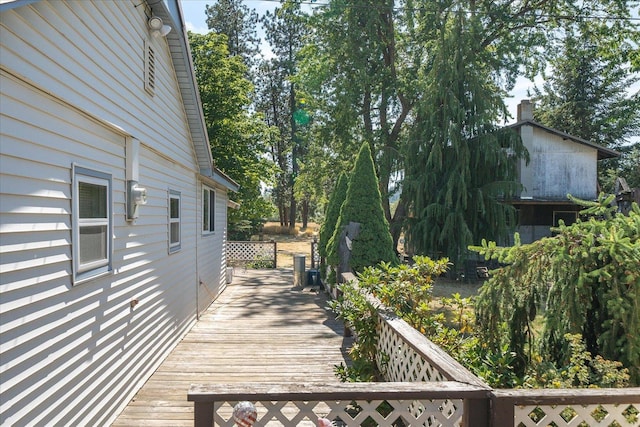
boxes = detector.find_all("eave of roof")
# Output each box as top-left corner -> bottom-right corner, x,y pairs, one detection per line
198,169 -> 240,193
150,1 -> 216,176
0,0 -> 38,12
508,120 -> 620,160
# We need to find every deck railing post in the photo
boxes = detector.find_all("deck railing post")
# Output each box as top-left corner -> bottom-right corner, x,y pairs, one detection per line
490,392 -> 514,427
272,240 -> 277,268
193,401 -> 214,427
463,397 -> 490,427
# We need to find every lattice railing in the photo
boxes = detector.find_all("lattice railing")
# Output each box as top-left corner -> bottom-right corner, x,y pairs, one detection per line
310,239 -> 321,269
377,317 -> 446,382
188,382 -> 486,427
228,241 -> 277,268
515,403 -> 638,426
492,389 -> 640,427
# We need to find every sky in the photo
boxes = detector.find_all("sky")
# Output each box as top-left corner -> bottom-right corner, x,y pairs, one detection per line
177,0 -> 555,126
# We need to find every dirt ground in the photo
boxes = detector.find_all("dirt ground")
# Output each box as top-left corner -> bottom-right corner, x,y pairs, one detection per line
258,221 -> 483,298
261,222 -> 319,269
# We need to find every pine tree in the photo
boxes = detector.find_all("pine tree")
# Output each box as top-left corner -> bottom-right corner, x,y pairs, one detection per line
530,20 -> 640,192
327,143 -> 397,273
205,0 -> 260,66
318,173 -> 348,259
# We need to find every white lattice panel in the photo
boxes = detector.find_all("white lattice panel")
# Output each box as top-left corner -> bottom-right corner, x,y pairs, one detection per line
213,399 -> 464,427
228,242 -> 276,266
377,319 -> 445,383
515,403 -> 640,426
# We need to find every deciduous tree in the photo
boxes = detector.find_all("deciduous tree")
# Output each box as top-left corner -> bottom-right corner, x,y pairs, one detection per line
189,31 -> 274,238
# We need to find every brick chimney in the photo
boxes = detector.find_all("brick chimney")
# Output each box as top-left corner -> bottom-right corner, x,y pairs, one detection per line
517,99 -> 534,121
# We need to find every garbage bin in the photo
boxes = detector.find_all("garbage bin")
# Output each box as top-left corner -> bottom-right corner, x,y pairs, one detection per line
307,269 -> 320,287
293,254 -> 306,287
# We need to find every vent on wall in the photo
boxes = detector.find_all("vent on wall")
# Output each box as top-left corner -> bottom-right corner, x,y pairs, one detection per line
144,39 -> 156,95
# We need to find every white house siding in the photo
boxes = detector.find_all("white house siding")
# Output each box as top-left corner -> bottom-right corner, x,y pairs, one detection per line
520,126 -> 598,200
196,180 -> 229,315
1,1 -> 223,425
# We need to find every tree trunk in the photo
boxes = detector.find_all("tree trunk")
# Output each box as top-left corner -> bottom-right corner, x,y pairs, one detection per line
301,198 -> 309,229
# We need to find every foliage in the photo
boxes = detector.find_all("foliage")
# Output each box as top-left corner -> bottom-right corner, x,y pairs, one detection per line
471,194 -> 640,384
332,256 -> 631,388
529,3 -> 640,191
299,0 -> 419,251
228,218 -> 266,241
205,0 -> 260,69
601,144 -> 640,192
523,334 -> 629,389
326,143 -> 397,273
329,279 -> 381,382
189,31 -> 275,234
257,1 -> 310,227
357,257 -> 449,332
403,9 -> 527,266
318,173 -> 348,259
246,255 -> 275,269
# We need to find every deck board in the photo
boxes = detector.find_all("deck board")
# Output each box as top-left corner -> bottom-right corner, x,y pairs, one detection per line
112,269 -> 352,426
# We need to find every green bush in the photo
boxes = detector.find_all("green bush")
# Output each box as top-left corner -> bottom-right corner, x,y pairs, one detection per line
471,195 -> 639,385
326,143 -> 397,273
331,250 -> 632,388
319,173 -> 348,259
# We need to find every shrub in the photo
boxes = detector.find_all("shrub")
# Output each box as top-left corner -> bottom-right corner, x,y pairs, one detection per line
319,173 -> 348,259
471,195 -> 639,385
326,143 -> 397,274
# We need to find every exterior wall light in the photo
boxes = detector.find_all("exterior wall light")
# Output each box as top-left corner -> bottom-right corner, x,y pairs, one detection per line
148,16 -> 171,38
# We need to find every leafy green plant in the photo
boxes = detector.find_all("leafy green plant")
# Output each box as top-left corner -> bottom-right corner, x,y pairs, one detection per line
329,280 -> 381,381
246,255 -> 274,269
471,195 -> 639,385
522,334 -> 629,389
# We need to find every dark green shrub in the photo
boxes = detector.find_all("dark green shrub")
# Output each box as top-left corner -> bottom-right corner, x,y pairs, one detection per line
326,143 -> 397,273
319,173 -> 348,259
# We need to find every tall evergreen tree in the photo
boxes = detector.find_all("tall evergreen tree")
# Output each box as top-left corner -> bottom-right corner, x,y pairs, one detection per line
319,173 -> 348,259
403,10 -> 527,266
255,58 -> 292,225
530,8 -> 640,191
327,143 -> 397,273
261,1 -> 310,228
205,0 -> 260,67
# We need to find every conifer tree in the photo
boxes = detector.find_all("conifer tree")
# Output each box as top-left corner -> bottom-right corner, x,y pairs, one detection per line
327,143 -> 397,273
318,173 -> 348,259
403,11 -> 526,266
472,195 -> 640,384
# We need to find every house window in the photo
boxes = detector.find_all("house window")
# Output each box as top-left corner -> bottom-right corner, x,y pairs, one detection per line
169,190 -> 181,252
73,165 -> 112,283
553,211 -> 577,227
203,187 -> 215,233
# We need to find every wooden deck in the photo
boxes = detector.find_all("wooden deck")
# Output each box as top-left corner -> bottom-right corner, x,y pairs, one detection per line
112,268 -> 352,426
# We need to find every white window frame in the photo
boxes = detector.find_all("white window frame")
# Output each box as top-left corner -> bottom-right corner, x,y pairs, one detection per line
169,190 -> 181,253
72,165 -> 112,284
203,186 -> 215,234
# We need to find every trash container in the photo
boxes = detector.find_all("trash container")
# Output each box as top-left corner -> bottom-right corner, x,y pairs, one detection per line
307,269 -> 320,287
293,254 -> 306,287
